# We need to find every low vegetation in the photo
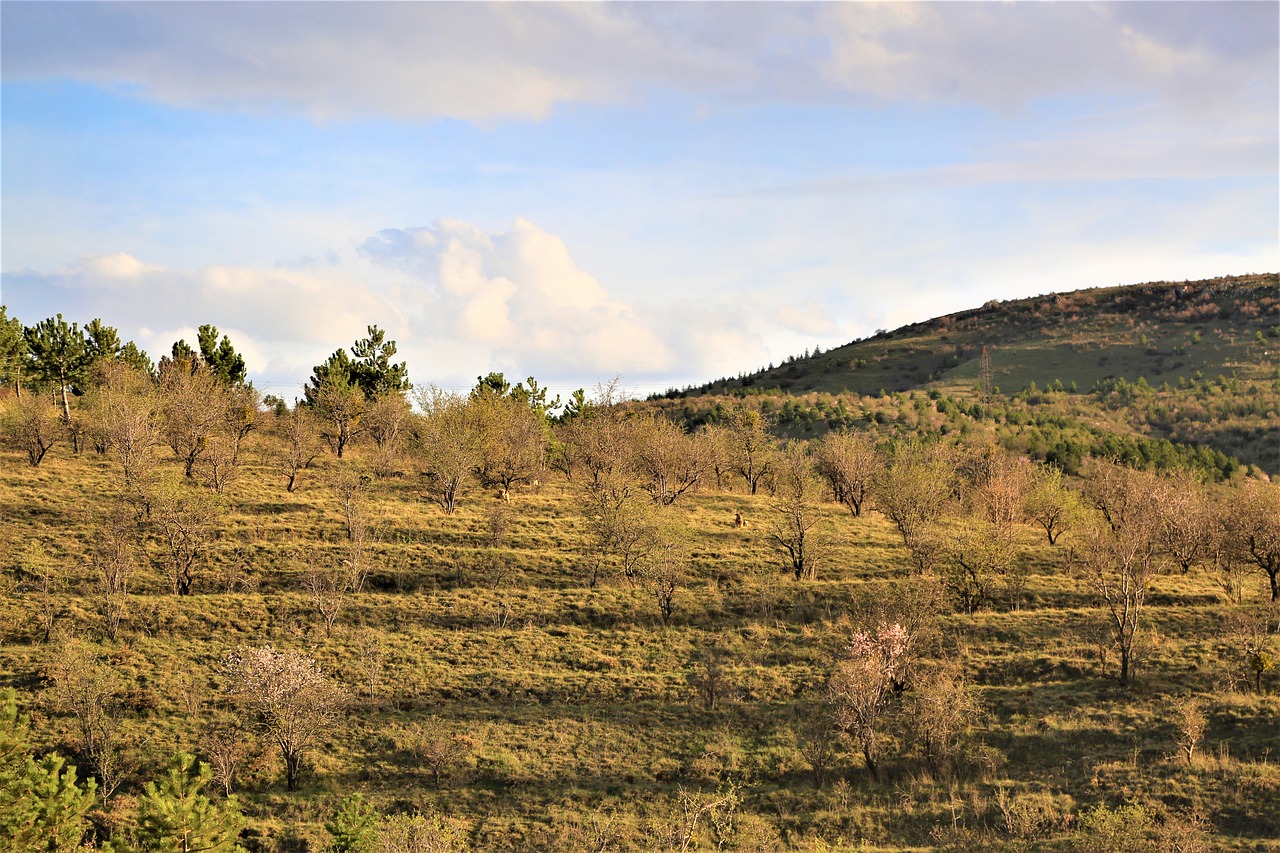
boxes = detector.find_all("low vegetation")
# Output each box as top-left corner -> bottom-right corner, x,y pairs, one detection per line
1,281 -> 1278,851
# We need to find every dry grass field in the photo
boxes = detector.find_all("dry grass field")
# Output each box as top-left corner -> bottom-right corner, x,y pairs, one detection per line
2,428 -> 1278,851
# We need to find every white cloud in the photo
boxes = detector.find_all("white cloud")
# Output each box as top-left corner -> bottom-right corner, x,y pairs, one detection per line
361,218 -> 676,377
2,2 -> 1272,122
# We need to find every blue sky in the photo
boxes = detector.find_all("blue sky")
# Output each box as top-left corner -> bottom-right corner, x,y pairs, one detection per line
2,1 -> 1276,402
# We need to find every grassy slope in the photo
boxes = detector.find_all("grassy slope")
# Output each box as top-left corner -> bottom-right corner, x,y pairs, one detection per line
662,275 -> 1280,476
2,440 -> 1279,851
690,274 -> 1279,398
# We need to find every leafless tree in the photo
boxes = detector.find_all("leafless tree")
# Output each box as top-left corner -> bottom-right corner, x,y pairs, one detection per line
269,405 -> 325,492
631,415 -> 708,506
581,471 -> 662,586
871,442 -> 955,571
364,391 -> 414,477
1,392 -> 63,466
1156,471 -> 1219,574
19,538 -> 64,642
1022,463 -> 1080,545
769,444 -> 828,581
158,357 -> 226,478
814,429 -> 882,517
91,504 -> 138,640
147,477 -> 222,595
1223,480 -> 1280,602
722,404 -> 775,495
642,537 -> 689,626
474,394 -> 547,493
414,386 -> 484,513
221,646 -> 347,791
44,637 -> 128,799
1077,460 -> 1170,686
1172,695 -> 1207,766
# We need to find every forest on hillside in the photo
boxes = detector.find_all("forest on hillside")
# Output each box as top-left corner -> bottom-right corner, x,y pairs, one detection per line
1,305 -> 1278,852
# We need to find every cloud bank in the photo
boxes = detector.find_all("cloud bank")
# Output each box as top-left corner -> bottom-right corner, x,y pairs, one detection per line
3,2 -> 1273,122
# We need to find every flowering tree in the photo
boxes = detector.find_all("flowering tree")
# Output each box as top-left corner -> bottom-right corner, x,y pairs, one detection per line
221,647 -> 346,791
828,622 -> 917,779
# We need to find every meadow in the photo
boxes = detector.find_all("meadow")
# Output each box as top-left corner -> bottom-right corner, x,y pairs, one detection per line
2,418 -> 1278,852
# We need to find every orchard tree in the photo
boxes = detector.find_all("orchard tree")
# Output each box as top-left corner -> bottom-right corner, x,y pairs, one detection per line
769,443 -> 828,580
1078,460 -> 1170,685
221,646 -> 347,791
814,429 -> 882,517
414,386 -> 484,513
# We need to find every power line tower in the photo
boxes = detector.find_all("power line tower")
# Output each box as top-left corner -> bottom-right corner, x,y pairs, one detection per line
978,346 -> 993,399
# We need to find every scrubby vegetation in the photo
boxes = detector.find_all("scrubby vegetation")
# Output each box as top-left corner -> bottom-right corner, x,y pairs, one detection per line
1,280 -> 1279,851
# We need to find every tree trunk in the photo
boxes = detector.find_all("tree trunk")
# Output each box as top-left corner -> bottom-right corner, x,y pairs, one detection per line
285,750 -> 302,791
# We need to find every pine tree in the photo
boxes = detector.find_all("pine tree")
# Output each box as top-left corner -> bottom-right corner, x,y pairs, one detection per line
24,314 -> 91,429
109,752 -> 245,853
197,325 -> 247,387
0,688 -> 96,852
0,306 -> 29,397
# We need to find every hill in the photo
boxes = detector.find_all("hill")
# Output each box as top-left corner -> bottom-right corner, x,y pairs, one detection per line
681,273 -> 1278,397
660,273 -> 1280,476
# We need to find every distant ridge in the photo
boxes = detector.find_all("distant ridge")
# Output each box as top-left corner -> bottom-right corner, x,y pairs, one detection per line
672,273 -> 1278,399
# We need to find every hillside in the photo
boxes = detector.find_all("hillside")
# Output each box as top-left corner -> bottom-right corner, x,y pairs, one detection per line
663,273 -> 1280,476
3,382 -> 1280,851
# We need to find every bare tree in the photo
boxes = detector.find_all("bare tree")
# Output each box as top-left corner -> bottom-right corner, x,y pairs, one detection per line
91,504 -> 138,641
414,386 -> 483,513
1172,695 -> 1207,766
82,360 -> 162,499
901,660 -> 982,775
722,404 -> 775,495
1022,463 -> 1080,545
1156,471 -> 1219,575
871,442 -> 955,570
0,392 -> 63,466
269,405 -> 324,493
147,477 -> 223,595
641,537 -> 689,626
43,638 -> 128,799
1077,461 -> 1170,686
814,429 -> 882,517
19,538 -> 64,642
473,394 -> 547,493
631,415 -> 708,506
158,357 -> 226,478
581,471 -> 661,586
364,392 -> 414,477
769,444 -> 828,581
1223,481 -> 1280,601
221,646 -> 347,791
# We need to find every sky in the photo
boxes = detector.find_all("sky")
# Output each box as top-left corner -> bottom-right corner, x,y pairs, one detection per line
2,1 -> 1277,403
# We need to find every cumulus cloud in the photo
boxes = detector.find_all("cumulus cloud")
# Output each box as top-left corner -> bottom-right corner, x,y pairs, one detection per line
2,2 -> 1272,122
360,218 -> 676,377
